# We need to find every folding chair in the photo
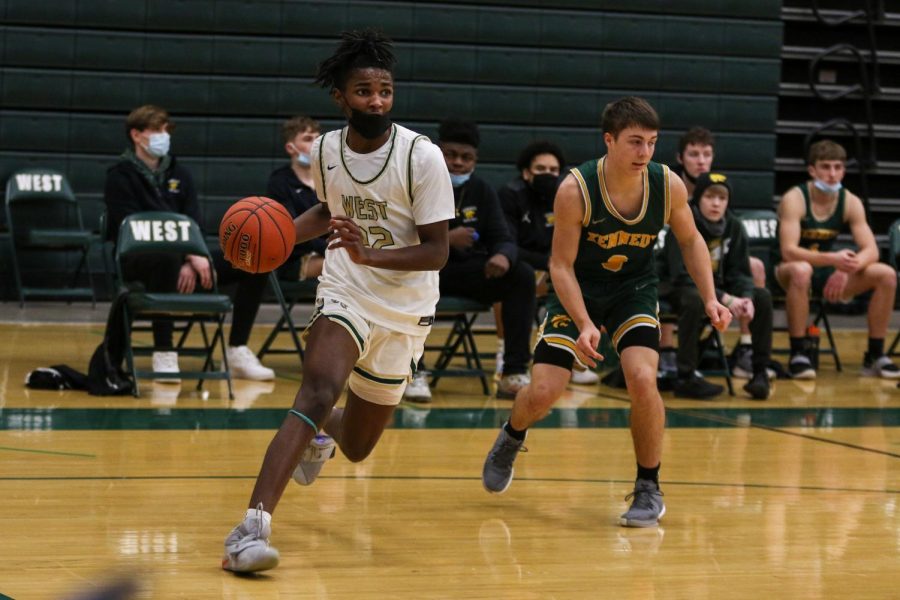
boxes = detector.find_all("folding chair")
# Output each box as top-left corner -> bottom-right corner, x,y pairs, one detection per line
116,212 -> 233,398
4,168 -> 96,307
737,209 -> 841,371
257,273 -> 318,364
426,296 -> 492,395
657,299 -> 734,396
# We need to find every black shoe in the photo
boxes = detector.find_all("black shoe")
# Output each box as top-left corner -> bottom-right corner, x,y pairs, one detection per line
788,353 -> 816,379
730,344 -> 754,378
673,372 -> 724,399
743,370 -> 770,400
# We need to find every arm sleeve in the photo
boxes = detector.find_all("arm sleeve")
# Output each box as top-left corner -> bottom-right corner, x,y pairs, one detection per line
518,247 -> 549,271
266,171 -> 299,218
410,140 -> 455,225
179,168 -> 202,230
480,184 -> 518,263
498,186 -> 521,236
103,169 -> 142,241
724,223 -> 755,298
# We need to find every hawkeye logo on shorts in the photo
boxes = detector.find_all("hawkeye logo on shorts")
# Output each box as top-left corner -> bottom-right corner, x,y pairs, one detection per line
550,314 -> 572,328
602,255 -> 628,272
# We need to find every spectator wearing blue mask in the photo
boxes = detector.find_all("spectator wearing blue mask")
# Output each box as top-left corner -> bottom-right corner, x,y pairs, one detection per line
266,116 -> 327,282
104,104 -> 274,382
403,118 -> 536,401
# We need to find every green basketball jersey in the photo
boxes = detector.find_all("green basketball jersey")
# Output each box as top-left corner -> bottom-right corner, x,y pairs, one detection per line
570,157 -> 671,285
797,183 -> 846,253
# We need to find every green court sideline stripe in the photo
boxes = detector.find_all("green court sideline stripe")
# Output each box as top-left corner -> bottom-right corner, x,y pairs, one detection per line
0,445 -> 95,458
3,406 -> 900,432
597,388 -> 900,459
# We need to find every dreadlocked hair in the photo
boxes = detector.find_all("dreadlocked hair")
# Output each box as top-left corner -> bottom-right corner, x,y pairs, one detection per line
314,29 -> 397,91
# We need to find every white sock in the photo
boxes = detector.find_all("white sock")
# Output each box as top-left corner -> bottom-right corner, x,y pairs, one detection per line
740,334 -> 752,345
496,339 -> 505,354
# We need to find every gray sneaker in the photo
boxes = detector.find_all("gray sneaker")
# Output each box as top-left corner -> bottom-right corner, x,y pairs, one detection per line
731,344 -> 754,379
222,504 -> 280,573
482,427 -> 527,493
292,434 -> 336,486
619,479 -> 666,527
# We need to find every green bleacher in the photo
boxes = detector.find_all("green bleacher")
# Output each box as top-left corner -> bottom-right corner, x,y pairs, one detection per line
0,0 -> 782,299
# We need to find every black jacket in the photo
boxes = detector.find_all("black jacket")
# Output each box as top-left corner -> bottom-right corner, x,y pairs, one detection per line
266,164 -> 328,260
104,154 -> 199,241
658,213 -> 754,301
498,177 -> 554,271
448,174 -> 517,264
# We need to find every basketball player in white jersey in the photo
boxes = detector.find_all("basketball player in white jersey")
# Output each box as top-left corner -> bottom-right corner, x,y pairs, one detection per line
222,29 -> 455,573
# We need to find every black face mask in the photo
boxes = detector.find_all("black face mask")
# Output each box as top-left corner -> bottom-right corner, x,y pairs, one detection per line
691,203 -> 726,238
348,109 -> 392,140
529,173 -> 559,200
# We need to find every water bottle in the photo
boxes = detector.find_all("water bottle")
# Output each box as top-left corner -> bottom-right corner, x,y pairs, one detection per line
807,325 -> 820,370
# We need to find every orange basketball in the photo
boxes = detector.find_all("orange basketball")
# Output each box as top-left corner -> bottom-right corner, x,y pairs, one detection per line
219,196 -> 296,274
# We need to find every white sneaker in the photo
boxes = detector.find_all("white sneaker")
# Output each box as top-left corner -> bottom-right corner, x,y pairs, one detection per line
497,373 -> 530,399
222,504 -> 280,573
152,351 -> 181,383
403,371 -> 432,402
226,345 -> 275,381
570,367 -> 599,385
292,434 -> 337,485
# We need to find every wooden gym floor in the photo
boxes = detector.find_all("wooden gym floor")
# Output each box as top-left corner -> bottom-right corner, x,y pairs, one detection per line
0,313 -> 898,599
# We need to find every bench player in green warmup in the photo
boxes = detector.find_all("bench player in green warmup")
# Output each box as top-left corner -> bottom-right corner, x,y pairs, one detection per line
482,97 -> 731,527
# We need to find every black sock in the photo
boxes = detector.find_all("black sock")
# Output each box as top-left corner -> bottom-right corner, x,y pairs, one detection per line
637,462 -> 660,486
789,336 -> 806,355
868,338 -> 884,358
503,421 -> 527,441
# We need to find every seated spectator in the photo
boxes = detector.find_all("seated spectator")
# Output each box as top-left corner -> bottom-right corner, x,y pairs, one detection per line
266,115 -> 327,281
498,140 -> 599,385
104,104 -> 274,382
659,173 -> 773,399
776,139 -> 899,379
661,126 -> 766,379
403,118 -> 536,401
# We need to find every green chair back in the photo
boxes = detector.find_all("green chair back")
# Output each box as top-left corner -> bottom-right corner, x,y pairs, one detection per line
735,209 -> 779,247
5,168 -> 84,240
736,208 -> 779,286
116,211 -> 212,266
889,218 -> 900,269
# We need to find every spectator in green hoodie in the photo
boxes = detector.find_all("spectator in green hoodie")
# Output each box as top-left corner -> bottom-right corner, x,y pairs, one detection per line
659,172 -> 772,400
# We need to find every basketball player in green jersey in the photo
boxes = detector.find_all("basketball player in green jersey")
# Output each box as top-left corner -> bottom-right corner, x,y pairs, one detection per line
776,139 -> 899,380
482,96 -> 732,527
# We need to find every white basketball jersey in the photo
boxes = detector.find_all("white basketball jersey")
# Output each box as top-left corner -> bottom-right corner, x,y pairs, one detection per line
311,124 -> 454,335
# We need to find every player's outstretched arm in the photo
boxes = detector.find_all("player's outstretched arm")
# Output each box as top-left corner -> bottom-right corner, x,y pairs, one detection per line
294,202 -> 333,245
667,174 -> 732,331
549,175 -> 602,366
328,216 -> 449,271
